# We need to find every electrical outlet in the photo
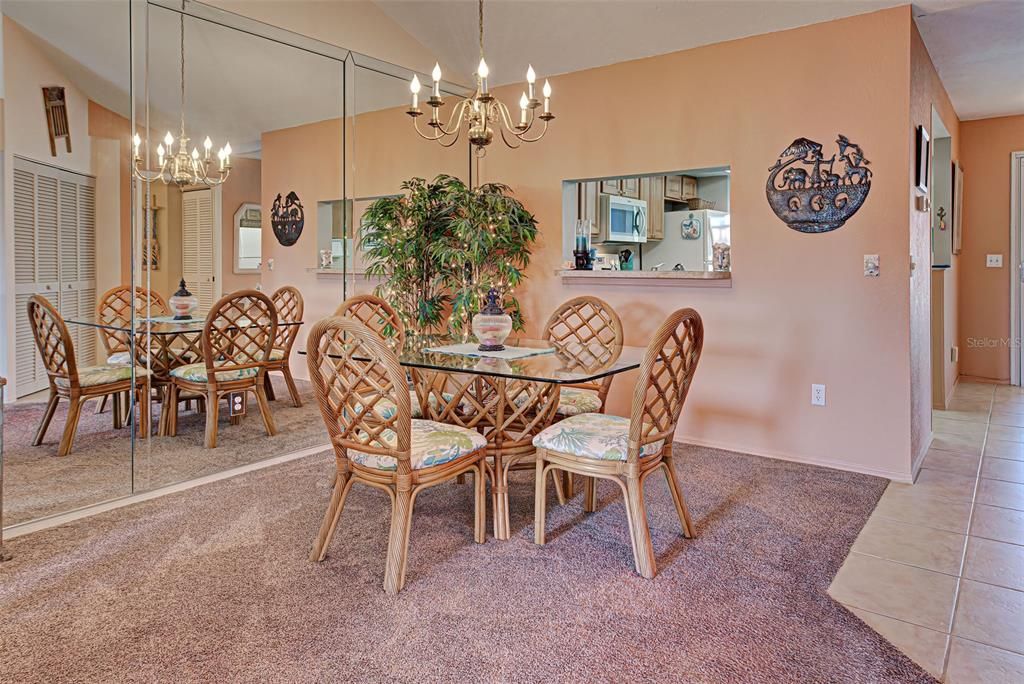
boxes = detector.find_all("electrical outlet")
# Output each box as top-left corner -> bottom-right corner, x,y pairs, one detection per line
951,346 -> 959,363
811,384 -> 826,407
987,254 -> 1003,268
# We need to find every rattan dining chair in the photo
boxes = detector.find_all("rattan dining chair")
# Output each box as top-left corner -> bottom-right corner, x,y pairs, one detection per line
95,285 -> 168,416
541,296 -> 625,499
533,307 -> 704,579
263,285 -> 304,407
306,317 -> 487,594
28,295 -> 151,457
166,290 -> 277,448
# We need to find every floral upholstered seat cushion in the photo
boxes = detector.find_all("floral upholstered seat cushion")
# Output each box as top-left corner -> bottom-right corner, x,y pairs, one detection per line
169,362 -> 258,383
269,348 -> 286,361
554,387 -> 602,416
106,351 -> 133,365
349,419 -> 487,471
360,390 -> 463,420
532,413 -> 664,461
55,365 -> 151,389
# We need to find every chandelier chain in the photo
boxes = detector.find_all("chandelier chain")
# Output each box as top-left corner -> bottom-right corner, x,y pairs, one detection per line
478,0 -> 484,61
179,3 -> 186,137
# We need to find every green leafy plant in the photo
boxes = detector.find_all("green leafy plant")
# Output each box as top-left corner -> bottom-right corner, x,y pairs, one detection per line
362,174 -> 538,338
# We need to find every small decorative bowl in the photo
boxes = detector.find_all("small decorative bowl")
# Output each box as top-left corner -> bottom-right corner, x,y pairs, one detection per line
168,279 -> 198,320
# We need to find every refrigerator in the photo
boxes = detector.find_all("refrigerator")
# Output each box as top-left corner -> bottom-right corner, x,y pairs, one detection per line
651,209 -> 730,271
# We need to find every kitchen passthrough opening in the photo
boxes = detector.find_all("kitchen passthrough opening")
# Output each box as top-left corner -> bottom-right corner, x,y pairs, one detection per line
560,167 -> 731,275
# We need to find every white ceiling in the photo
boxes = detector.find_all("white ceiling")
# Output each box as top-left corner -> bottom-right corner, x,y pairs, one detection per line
915,0 -> 1024,120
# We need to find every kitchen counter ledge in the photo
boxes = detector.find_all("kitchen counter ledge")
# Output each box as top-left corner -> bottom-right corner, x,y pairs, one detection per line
555,269 -> 732,287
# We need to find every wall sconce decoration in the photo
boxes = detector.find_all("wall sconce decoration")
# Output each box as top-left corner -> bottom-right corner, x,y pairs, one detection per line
42,86 -> 71,157
766,134 -> 872,234
271,191 -> 304,246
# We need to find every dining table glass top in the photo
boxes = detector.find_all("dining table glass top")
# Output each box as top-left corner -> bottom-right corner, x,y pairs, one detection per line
305,335 -> 646,384
65,315 -> 304,336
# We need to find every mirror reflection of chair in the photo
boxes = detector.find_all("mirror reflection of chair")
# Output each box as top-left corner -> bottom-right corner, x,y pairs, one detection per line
306,316 -> 487,594
95,285 -> 168,417
264,285 -> 305,407
27,295 -> 151,457
533,308 -> 704,579
167,290 -> 278,448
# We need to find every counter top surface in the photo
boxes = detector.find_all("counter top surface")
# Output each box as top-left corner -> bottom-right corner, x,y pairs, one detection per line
555,269 -> 731,280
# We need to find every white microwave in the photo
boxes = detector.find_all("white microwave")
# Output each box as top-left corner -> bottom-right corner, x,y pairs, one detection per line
599,194 -> 647,243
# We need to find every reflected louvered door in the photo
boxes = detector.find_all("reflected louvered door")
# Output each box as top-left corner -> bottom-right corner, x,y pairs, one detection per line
12,157 -> 97,396
181,188 -> 216,314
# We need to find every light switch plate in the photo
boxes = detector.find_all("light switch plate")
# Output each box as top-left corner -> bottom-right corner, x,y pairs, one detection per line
864,255 -> 879,277
986,254 -> 1003,268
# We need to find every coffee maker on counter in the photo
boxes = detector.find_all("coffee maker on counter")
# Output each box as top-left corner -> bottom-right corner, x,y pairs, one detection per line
573,219 -> 593,270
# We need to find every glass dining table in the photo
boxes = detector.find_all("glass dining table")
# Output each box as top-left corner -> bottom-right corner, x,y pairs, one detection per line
304,335 -> 645,540
66,315 -> 304,436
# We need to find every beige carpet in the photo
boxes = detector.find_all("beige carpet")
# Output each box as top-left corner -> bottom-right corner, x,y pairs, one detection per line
0,445 -> 936,683
2,377 -> 326,525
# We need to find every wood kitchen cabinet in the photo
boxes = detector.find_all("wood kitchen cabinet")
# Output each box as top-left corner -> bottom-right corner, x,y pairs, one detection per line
578,181 -> 600,235
640,176 -> 665,240
600,177 -> 640,199
664,175 -> 698,201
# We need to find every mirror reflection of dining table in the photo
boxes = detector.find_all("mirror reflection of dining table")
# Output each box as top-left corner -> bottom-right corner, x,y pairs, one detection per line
304,334 -> 645,540
66,315 -> 304,435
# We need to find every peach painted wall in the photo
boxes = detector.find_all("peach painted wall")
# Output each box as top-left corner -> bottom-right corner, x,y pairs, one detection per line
958,115 -> 1024,382
221,156 -> 261,294
295,8 -> 916,479
909,21 -> 960,464
87,100 -> 132,285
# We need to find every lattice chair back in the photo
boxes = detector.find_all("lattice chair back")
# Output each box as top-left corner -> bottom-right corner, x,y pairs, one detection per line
270,285 -> 304,355
627,308 -> 703,458
334,294 -> 405,351
201,290 -> 277,382
28,295 -> 78,389
543,296 -> 624,398
307,317 -> 412,459
96,285 -> 169,357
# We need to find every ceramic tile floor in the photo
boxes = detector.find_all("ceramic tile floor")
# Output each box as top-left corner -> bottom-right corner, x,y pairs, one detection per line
829,382 -> 1024,682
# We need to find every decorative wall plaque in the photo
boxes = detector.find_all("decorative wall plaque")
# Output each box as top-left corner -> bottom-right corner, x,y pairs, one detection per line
270,191 -> 304,246
766,134 -> 872,234
42,86 -> 72,157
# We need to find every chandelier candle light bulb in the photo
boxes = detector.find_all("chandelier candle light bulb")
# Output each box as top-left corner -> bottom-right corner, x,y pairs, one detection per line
410,74 -> 421,111
543,80 -> 552,115
519,93 -> 529,126
526,64 -> 536,100
432,63 -> 442,97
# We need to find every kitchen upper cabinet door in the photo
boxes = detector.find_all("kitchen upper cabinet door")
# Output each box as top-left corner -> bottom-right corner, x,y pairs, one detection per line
681,175 -> 698,200
620,177 -> 640,199
664,175 -> 683,201
578,181 -> 600,234
600,178 -> 621,195
642,176 -> 665,240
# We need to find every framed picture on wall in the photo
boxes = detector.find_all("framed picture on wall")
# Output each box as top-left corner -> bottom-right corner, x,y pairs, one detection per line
915,125 -> 930,194
952,161 -> 964,255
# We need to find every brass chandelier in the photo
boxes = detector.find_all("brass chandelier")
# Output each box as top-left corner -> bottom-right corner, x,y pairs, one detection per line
132,2 -> 231,186
406,0 -> 554,154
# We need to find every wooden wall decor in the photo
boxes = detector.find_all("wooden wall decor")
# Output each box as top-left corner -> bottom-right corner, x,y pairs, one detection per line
915,125 -> 931,195
42,86 -> 72,157
766,134 -> 872,234
952,161 -> 964,255
142,193 -> 161,271
271,191 -> 304,246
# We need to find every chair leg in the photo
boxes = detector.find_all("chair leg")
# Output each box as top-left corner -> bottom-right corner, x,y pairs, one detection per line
33,392 -> 60,446
309,472 -> 354,562
474,461 -> 487,544
57,398 -> 84,457
564,472 -> 575,499
583,476 -> 597,513
204,389 -> 219,448
112,392 -> 123,430
384,486 -> 415,595
534,455 -> 548,545
264,372 -> 276,401
552,468 -> 567,506
121,390 -> 131,425
282,365 -> 302,408
663,457 -> 695,538
137,381 -> 151,440
625,475 -> 657,579
94,395 -> 107,415
254,383 -> 278,437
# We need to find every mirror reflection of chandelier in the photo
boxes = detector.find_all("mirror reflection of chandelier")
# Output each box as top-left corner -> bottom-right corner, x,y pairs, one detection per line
132,2 -> 231,186
407,0 -> 554,155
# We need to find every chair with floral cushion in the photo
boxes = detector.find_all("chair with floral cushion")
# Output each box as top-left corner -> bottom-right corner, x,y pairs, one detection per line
532,307 -> 703,579
95,285 -> 168,417
539,295 -> 624,500
28,295 -> 151,457
263,285 -> 304,407
167,290 -> 277,448
306,317 -> 487,594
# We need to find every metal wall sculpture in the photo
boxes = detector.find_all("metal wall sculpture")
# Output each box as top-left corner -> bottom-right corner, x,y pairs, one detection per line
271,191 -> 304,246
766,134 -> 871,234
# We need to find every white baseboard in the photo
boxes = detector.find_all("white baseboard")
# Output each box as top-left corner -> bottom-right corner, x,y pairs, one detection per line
675,434 -> 913,483
4,443 -> 332,540
911,431 -> 933,482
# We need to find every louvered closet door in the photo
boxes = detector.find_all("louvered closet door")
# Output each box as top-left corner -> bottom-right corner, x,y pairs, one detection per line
12,157 -> 97,397
181,188 -> 216,313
